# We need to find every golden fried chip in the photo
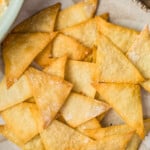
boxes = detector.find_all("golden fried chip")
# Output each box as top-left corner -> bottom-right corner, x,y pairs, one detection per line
26,98 -> 35,103
95,33 -> 144,83
0,125 -> 22,146
141,80 -> 150,93
51,33 -> 91,60
93,83 -> 145,138
100,13 -> 109,21
65,60 -> 99,98
62,18 -> 98,48
56,0 -> 98,30
96,16 -> 138,53
12,3 -> 60,33
3,33 -> 51,87
35,32 -> 58,67
85,124 -> 134,140
43,55 -> 67,78
61,92 -> 109,127
0,75 -> 32,111
22,135 -> 45,150
1,103 -> 39,143
77,118 -> 101,137
127,27 -> 150,79
25,67 -> 72,128
40,120 -> 93,150
86,132 -> 133,150
127,119 -> 150,150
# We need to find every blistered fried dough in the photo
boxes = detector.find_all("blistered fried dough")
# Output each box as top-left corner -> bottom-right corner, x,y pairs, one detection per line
86,132 -> 134,150
22,135 -> 45,150
77,118 -> 101,137
35,32 -> 58,67
96,16 -> 138,53
0,75 -> 32,111
62,18 -> 97,48
99,13 -> 109,21
96,33 -> 144,84
25,67 -> 72,128
61,92 -> 110,127
85,124 -> 134,140
12,3 -> 60,33
93,83 -> 145,138
0,125 -> 22,146
65,60 -> 99,98
1,103 -> 39,144
127,119 -> 150,150
40,120 -> 94,150
127,27 -> 150,79
56,0 -> 98,30
43,55 -> 67,78
51,33 -> 91,60
3,33 -> 51,87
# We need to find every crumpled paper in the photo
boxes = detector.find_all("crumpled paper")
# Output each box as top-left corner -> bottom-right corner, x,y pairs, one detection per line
0,0 -> 150,149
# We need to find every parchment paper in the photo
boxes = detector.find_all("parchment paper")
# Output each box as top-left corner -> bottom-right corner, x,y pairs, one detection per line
0,0 -> 150,149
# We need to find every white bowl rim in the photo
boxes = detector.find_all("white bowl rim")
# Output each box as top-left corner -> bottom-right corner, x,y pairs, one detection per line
0,0 -> 24,42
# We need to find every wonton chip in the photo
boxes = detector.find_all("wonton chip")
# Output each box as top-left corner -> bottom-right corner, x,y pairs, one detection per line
61,92 -> 109,127
62,17 -> 98,48
86,132 -> 133,150
95,33 -> 144,83
141,80 -> 150,93
96,16 -> 138,53
85,124 -> 134,140
0,125 -> 22,146
51,33 -> 91,60
22,135 -> 45,150
0,75 -> 32,111
56,0 -> 98,30
12,3 -> 60,33
35,32 -> 58,67
1,103 -> 39,144
25,67 -> 72,128
77,118 -> 101,137
43,55 -> 67,78
127,119 -> 150,150
65,60 -> 99,98
40,120 -> 93,150
93,83 -> 145,138
127,27 -> 150,79
3,33 -> 51,87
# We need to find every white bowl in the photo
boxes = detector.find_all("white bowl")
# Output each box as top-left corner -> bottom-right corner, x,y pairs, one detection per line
0,0 -> 24,42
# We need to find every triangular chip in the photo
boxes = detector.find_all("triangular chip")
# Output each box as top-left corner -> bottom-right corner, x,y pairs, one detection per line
127,119 -> 150,150
127,27 -> 150,79
3,33 -> 51,87
56,0 -> 98,30
51,33 -> 91,60
22,135 -> 45,150
85,124 -> 134,140
62,17 -> 98,48
77,118 -> 101,137
61,92 -> 109,127
0,125 -> 22,146
100,13 -> 109,21
0,75 -> 32,111
93,83 -> 145,138
65,60 -> 99,98
96,16 -> 138,53
25,67 -> 72,128
1,103 -> 39,144
35,32 -> 58,67
40,120 -> 94,150
141,80 -> 150,93
86,132 -> 133,150
43,55 -> 67,78
12,3 -> 60,33
95,33 -> 144,83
